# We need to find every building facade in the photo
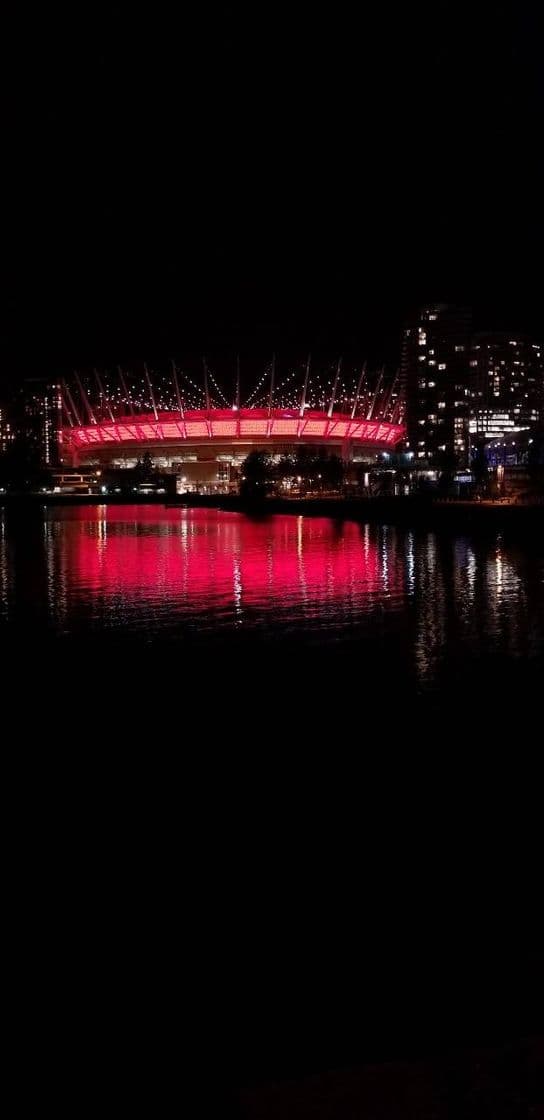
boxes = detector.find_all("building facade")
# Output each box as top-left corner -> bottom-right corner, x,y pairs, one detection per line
15,379 -> 63,467
403,307 -> 544,470
468,333 -> 543,447
402,304 -> 472,468
0,406 -> 14,454
62,408 -> 405,492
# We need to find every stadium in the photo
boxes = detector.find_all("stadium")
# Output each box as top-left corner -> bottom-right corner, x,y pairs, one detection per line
60,361 -> 406,492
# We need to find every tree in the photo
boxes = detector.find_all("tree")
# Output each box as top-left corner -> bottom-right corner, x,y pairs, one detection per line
320,454 -> 344,491
134,451 -> 154,482
435,448 -> 458,493
525,430 -> 544,498
471,438 -> 489,496
240,451 -> 274,498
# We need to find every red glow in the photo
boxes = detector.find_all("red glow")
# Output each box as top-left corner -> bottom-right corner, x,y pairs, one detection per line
184,421 -> 209,437
300,419 -> 328,435
65,409 -> 405,451
239,419 -> 269,435
270,419 -> 299,435
327,420 -> 349,437
61,508 -> 402,617
210,420 -> 238,436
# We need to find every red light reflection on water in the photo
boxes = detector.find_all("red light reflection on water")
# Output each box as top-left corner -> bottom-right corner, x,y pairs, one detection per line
58,506 -> 401,623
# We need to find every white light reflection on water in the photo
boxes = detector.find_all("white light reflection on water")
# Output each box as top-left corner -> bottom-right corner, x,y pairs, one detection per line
0,507 -> 542,697
0,513 -> 9,621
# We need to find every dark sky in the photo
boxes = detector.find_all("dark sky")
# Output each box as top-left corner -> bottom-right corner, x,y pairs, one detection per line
1,5 -> 542,381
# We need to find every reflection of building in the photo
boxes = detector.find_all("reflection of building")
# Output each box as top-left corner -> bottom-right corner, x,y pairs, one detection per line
402,304 -> 472,467
14,380 -> 63,466
469,333 -> 543,444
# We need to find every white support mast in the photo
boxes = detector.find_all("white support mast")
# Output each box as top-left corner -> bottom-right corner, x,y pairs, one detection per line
94,368 -> 114,422
380,368 -> 399,423
367,367 -> 384,420
299,353 -> 311,418
75,371 -> 96,425
61,389 -> 74,427
171,360 -> 184,419
327,358 -> 342,419
118,366 -> 135,417
350,362 -> 367,420
63,379 -> 82,427
144,363 -> 158,421
268,354 -> 275,417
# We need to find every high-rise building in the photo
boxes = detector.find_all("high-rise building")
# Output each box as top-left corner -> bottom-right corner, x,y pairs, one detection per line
468,333 -> 543,445
0,405 -> 14,454
402,304 -> 472,467
13,380 -> 63,467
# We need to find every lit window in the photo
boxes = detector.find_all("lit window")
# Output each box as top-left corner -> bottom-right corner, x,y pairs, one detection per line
438,402 -> 446,409
470,360 -> 478,367
428,314 -> 437,321
418,330 -> 427,346
438,363 -> 446,370
455,345 -> 465,352
428,360 -> 436,366
427,381 -> 436,388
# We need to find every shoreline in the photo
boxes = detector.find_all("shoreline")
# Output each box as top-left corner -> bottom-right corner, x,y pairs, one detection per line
1,490 -> 544,530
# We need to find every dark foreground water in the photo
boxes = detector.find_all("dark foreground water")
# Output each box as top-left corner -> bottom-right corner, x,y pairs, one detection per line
2,505 -> 542,1103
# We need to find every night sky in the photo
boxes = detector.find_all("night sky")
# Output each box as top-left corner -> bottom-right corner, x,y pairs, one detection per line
1,6 -> 542,383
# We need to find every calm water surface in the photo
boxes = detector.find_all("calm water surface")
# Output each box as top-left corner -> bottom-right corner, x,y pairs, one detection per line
1,504 -> 543,695
2,503 -> 540,1081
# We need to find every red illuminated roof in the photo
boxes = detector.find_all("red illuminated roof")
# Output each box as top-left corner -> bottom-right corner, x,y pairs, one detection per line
64,409 -> 405,449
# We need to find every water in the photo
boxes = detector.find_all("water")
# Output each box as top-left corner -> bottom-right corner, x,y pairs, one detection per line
1,504 -> 543,700
3,503 -> 540,1081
